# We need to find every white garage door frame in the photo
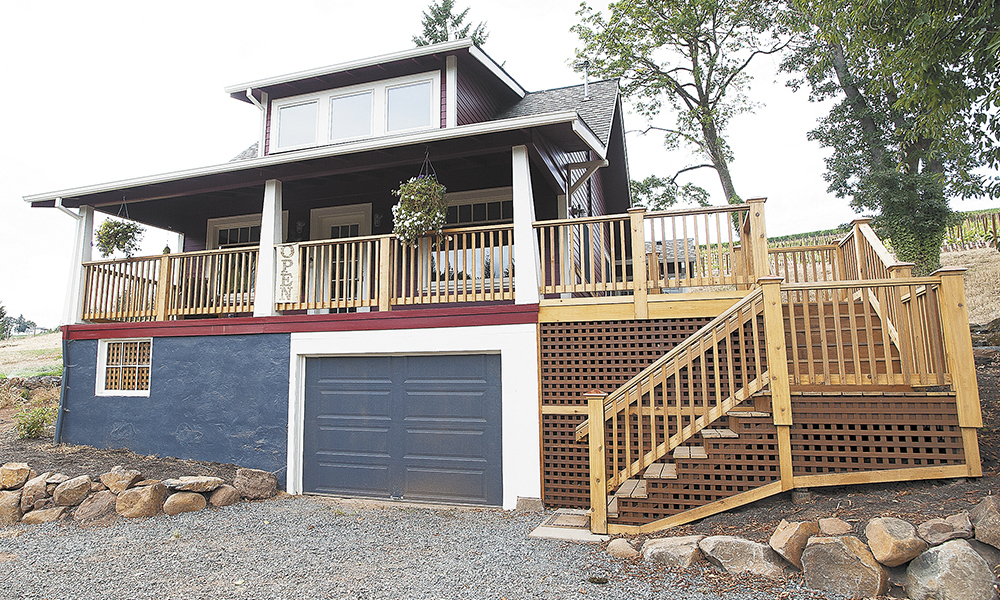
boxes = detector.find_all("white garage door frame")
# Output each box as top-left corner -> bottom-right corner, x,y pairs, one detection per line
287,323 -> 540,510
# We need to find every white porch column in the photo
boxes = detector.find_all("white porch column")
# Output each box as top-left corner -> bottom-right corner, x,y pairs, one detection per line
61,205 -> 94,326
511,145 -> 541,305
254,179 -> 282,317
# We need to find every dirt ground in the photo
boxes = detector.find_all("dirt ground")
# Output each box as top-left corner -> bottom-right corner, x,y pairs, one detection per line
0,332 -> 62,378
940,247 -> 1000,325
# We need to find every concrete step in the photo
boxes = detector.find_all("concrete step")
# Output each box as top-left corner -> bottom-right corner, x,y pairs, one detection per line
700,428 -> 738,439
643,463 -> 677,480
672,446 -> 708,459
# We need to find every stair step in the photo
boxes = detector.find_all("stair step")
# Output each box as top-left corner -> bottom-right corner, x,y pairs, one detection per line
643,463 -> 677,480
673,446 -> 708,459
727,411 -> 771,418
616,478 -> 648,499
701,428 -> 739,439
607,496 -> 618,518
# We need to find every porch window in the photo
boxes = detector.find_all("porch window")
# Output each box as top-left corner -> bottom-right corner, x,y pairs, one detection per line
97,339 -> 152,396
445,187 -> 514,226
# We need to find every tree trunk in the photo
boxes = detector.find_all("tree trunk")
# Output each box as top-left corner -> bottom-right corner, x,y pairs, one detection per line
700,113 -> 740,204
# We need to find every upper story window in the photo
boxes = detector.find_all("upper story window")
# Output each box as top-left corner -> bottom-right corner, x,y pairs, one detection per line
270,71 -> 441,153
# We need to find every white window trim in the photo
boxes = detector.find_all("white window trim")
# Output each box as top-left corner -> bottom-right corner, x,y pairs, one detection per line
269,70 -> 441,154
328,89 -> 376,144
309,204 -> 372,241
96,338 -> 152,397
445,187 -> 514,225
207,212 -> 288,250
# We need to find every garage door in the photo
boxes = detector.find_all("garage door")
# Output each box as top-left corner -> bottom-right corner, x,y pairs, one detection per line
303,354 -> 502,505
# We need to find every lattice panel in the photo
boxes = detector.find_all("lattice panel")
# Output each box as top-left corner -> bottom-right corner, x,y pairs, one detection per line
540,319 -> 711,508
789,393 -> 966,474
613,416 -> 780,525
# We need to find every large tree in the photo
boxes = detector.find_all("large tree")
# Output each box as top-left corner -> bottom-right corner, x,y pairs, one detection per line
413,0 -> 488,46
785,1 -> 990,273
574,0 -> 797,207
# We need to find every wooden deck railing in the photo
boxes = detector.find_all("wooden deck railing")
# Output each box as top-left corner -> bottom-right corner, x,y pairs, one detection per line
82,256 -> 162,321
278,236 -> 383,311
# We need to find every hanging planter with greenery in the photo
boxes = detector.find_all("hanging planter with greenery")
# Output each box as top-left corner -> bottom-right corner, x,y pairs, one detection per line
391,151 -> 447,245
95,219 -> 145,258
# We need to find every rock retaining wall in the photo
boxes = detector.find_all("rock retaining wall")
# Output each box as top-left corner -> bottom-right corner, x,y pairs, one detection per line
0,461 -> 277,527
612,498 -> 1000,600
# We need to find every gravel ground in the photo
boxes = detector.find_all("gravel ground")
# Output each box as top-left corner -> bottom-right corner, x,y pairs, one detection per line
0,495 -> 841,600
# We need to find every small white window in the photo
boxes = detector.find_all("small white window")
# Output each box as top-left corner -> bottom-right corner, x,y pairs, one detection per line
277,101 -> 318,149
387,80 -> 433,132
330,91 -> 373,141
97,339 -> 152,397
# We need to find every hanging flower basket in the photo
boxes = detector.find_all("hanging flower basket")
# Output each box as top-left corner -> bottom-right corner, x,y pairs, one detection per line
391,152 -> 447,245
95,219 -> 144,258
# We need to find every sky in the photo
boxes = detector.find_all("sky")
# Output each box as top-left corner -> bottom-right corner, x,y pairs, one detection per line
1,0 -> 995,328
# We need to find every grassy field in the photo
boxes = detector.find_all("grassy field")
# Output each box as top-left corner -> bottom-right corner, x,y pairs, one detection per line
940,246 -> 1000,325
0,332 -> 62,378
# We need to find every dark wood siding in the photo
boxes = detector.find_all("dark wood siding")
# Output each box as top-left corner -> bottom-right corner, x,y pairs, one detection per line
456,56 -> 503,125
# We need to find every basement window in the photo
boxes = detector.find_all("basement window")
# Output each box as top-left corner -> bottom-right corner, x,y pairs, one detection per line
97,339 -> 152,396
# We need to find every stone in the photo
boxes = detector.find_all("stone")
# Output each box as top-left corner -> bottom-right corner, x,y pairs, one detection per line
970,496 -> 1000,550
801,536 -> 888,598
515,497 -> 544,512
46,474 -> 69,484
33,498 -> 54,511
53,476 -> 92,506
73,491 -> 118,524
163,492 -> 207,516
209,485 -> 240,507
0,463 -> 30,490
969,539 -> 1000,572
134,479 -> 160,487
99,466 -> 142,494
607,538 -> 639,559
0,490 -> 22,525
699,535 -> 790,577
791,489 -> 812,505
90,481 -> 106,493
21,507 -> 67,525
161,476 -> 223,493
233,468 -> 277,500
866,517 -> 928,567
769,519 -> 819,569
919,512 -> 974,546
905,539 -> 997,600
116,483 -> 167,518
641,535 -> 705,568
819,517 -> 853,535
19,472 -> 51,513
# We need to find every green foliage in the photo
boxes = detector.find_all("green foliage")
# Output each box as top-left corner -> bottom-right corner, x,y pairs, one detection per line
574,0 -> 797,204
392,176 -> 448,245
413,0 -> 488,46
0,302 -> 8,340
630,175 -> 710,211
14,405 -> 57,439
94,219 -> 145,258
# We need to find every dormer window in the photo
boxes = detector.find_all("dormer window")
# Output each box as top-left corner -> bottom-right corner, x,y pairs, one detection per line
271,71 -> 441,153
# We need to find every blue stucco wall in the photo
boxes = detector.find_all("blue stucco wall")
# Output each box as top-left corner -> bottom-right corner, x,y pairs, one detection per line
62,334 -> 290,481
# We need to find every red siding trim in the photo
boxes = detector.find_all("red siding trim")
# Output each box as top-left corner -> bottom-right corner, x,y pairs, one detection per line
62,304 -> 539,340
456,58 -> 502,125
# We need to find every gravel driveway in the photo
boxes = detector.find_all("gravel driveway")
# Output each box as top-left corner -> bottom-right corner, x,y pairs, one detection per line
0,495 -> 837,600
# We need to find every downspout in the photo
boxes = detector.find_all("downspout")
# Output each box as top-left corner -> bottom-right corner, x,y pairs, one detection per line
54,335 -> 68,444
246,88 -> 267,158
54,197 -> 81,221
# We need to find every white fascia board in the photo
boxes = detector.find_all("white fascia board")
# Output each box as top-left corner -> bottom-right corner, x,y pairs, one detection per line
467,46 -> 526,98
23,111 -> 596,205
224,39 -> 475,97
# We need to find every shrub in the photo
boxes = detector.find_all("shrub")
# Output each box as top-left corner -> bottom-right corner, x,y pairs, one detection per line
14,406 -> 57,439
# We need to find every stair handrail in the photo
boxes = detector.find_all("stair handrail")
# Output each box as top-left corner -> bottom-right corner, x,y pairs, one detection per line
576,286 -> 770,491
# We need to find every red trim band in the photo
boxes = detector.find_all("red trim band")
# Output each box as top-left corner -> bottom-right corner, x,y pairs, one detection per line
63,304 -> 540,340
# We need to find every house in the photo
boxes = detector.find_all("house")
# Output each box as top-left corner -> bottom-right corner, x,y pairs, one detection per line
26,39 -> 982,533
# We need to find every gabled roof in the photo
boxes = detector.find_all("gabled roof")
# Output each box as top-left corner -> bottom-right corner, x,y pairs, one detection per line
494,79 -> 620,147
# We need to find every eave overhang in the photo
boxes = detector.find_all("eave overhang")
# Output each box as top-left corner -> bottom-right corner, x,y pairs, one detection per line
25,111 -> 604,209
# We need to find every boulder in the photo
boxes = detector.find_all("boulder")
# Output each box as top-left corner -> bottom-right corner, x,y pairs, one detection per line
134,479 -> 160,487
46,474 -> 69,484
90,481 -> 107,493
969,539 -> 1000,573
99,466 -> 142,494
919,512 -> 974,546
209,485 -> 241,507
818,517 -> 853,535
801,536 -> 888,598
73,491 -> 118,524
19,472 -> 51,513
0,463 -> 30,490
769,520 -> 819,569
905,539 -> 997,600
163,492 -> 207,516
607,538 -> 639,559
866,517 -> 927,567
641,535 -> 705,568
21,507 -> 67,525
116,483 -> 167,518
970,497 -> 1000,550
0,490 -> 22,525
161,476 -> 223,493
699,536 -> 790,577
233,468 -> 277,500
53,476 -> 91,506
